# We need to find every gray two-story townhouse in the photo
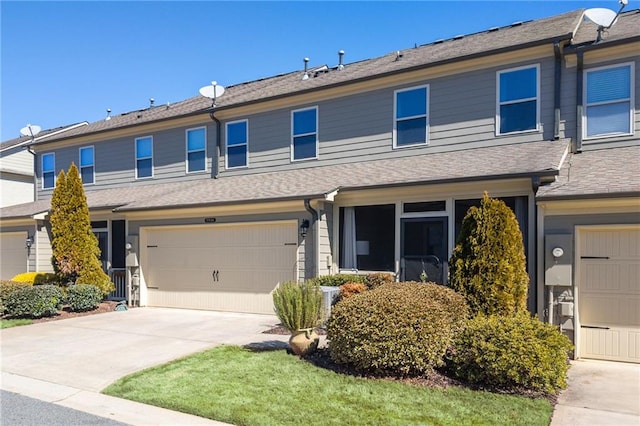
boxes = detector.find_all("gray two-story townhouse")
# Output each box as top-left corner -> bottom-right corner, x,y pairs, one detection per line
0,8 -> 638,362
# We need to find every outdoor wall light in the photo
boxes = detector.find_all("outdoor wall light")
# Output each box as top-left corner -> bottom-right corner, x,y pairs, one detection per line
125,242 -> 133,251
300,219 -> 310,238
25,235 -> 34,249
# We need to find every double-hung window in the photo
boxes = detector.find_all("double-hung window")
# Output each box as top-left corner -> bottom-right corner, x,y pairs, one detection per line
497,65 -> 539,135
394,85 -> 428,147
186,127 -> 206,173
291,107 -> 318,161
226,120 -> 248,168
584,63 -> 634,138
79,146 -> 95,184
42,153 -> 55,189
135,136 -> 153,179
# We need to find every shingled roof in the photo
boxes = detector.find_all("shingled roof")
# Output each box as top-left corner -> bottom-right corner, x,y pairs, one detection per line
0,140 -> 568,219
537,145 -> 640,200
28,9 -> 586,145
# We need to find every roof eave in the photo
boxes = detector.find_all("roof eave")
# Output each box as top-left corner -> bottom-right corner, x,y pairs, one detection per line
536,190 -> 640,201
565,35 -> 640,53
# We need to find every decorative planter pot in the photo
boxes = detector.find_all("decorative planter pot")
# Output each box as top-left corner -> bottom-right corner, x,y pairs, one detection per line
289,328 -> 319,356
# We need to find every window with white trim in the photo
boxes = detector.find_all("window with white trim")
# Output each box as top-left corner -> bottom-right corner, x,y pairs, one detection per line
226,120 -> 248,169
79,146 -> 94,184
497,65 -> 539,135
291,107 -> 318,161
135,136 -> 153,179
42,153 -> 55,189
186,127 -> 206,173
584,63 -> 634,138
394,85 -> 428,147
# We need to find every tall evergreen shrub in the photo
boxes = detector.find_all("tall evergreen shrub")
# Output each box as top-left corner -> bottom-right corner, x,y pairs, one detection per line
449,192 -> 528,316
49,163 -> 114,295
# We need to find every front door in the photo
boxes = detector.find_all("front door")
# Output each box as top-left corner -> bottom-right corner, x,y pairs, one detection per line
401,217 -> 448,284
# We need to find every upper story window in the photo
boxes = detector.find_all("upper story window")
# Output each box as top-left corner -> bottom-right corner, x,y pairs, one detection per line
79,146 -> 95,184
584,63 -> 634,139
291,107 -> 318,161
394,85 -> 428,147
497,65 -> 539,135
186,127 -> 206,173
42,153 -> 55,189
226,120 -> 248,169
135,136 -> 153,179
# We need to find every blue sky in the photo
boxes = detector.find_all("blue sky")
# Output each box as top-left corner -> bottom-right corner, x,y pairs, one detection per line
1,1 -> 632,141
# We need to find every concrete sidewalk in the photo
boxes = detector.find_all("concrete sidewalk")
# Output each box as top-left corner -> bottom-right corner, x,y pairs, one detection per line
551,359 -> 640,426
0,308 -> 288,425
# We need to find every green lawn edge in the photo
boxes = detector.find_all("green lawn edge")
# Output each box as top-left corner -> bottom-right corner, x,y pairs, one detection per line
103,345 -> 552,426
0,319 -> 33,329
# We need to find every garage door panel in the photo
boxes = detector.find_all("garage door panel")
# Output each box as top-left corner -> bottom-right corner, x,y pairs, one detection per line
579,228 -> 640,363
0,232 -> 27,280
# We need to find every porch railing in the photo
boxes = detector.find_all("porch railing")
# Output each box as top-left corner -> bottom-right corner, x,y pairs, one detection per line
109,268 -> 127,301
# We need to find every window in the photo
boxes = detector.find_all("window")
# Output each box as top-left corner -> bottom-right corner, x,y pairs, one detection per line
226,120 -> 248,168
339,204 -> 395,271
584,63 -> 633,138
291,107 -> 318,161
394,85 -> 428,147
186,127 -> 206,173
497,65 -> 539,134
135,136 -> 153,179
79,146 -> 94,184
42,153 -> 55,189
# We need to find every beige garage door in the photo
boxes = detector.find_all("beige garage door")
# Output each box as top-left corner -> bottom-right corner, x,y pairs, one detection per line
0,232 -> 27,280
578,227 -> 640,363
141,221 -> 299,314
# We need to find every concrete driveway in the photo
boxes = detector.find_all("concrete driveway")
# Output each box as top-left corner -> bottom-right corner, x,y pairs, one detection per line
1,307 -> 287,425
551,359 -> 640,426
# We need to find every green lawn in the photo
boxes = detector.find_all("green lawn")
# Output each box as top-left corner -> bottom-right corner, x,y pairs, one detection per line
0,319 -> 33,329
103,345 -> 552,426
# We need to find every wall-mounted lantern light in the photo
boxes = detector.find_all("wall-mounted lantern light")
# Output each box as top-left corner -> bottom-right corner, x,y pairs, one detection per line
300,219 -> 310,238
25,235 -> 34,249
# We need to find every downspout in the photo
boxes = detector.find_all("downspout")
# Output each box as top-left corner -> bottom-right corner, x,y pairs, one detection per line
208,111 -> 222,179
304,199 -> 319,278
575,49 -> 584,153
531,176 -> 540,316
553,42 -> 562,140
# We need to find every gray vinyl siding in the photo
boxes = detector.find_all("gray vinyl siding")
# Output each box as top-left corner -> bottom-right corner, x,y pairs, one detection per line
218,57 -> 557,176
36,221 -> 53,273
318,202 -> 333,276
1,149 -> 33,175
35,122 -> 216,199
562,57 -> 639,151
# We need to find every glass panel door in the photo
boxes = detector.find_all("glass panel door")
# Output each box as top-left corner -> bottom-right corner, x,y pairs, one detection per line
401,217 -> 448,284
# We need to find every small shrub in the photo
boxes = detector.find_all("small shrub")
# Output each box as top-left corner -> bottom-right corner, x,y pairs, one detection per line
339,282 -> 367,299
306,274 -> 365,287
3,285 -> 64,318
0,280 -> 32,313
328,282 -> 468,376
447,312 -> 573,394
76,267 -> 115,296
10,272 -> 60,285
67,284 -> 103,312
364,272 -> 394,289
273,281 -> 323,332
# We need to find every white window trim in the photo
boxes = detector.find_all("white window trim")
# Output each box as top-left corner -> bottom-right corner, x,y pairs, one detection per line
393,84 -> 429,149
290,106 -> 319,162
79,146 -> 95,185
495,64 -> 540,136
41,152 -> 55,190
225,119 -> 249,170
185,126 -> 208,174
135,135 -> 154,180
582,62 -> 635,141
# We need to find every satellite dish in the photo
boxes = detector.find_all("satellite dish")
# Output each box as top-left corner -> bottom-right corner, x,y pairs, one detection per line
199,81 -> 225,100
20,124 -> 41,138
584,8 -> 617,27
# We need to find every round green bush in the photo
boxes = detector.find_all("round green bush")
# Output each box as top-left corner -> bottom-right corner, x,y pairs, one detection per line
447,312 -> 573,394
3,284 -> 64,318
67,284 -> 103,312
328,282 -> 468,376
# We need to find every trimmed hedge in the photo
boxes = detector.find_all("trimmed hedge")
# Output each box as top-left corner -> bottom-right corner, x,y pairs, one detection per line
364,272 -> 394,289
3,285 -> 64,318
67,284 -> 103,312
328,282 -> 468,376
11,272 -> 59,285
447,312 -> 573,394
306,274 -> 365,287
339,282 -> 367,300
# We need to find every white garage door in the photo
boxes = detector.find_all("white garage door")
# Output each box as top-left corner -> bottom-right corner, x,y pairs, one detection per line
0,232 -> 27,280
578,227 -> 640,363
141,221 -> 299,314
